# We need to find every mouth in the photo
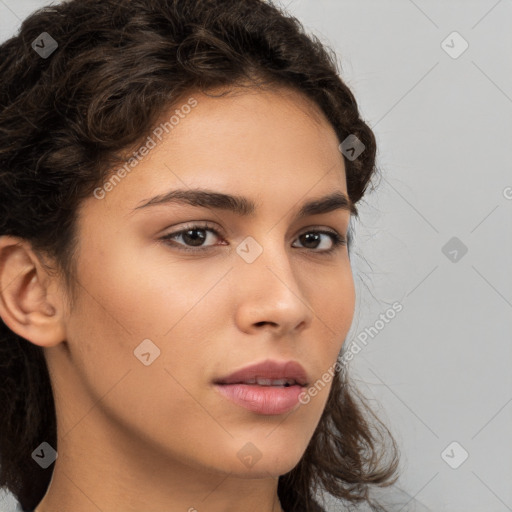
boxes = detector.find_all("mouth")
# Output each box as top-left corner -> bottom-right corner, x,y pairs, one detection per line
213,360 -> 309,415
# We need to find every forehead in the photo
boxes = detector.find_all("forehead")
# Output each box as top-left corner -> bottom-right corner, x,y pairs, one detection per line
85,85 -> 348,218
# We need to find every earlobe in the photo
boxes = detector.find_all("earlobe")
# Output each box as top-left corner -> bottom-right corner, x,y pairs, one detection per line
0,235 -> 66,347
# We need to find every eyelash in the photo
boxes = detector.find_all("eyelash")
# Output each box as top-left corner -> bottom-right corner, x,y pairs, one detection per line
160,221 -> 346,255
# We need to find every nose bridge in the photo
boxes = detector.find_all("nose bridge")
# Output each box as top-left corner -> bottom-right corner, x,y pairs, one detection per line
232,230 -> 314,330
237,230 -> 296,290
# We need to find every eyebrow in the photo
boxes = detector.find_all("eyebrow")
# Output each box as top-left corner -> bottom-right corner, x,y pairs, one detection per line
133,188 -> 357,217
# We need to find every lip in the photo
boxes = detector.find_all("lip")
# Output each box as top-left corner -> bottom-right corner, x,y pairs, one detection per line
213,359 -> 309,415
214,359 -> 309,387
214,383 -> 305,415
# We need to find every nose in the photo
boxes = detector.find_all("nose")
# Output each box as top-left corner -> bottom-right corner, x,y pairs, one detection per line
232,235 -> 315,337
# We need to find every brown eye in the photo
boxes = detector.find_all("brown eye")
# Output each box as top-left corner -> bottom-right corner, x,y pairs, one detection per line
292,230 -> 346,254
161,223 -> 223,251
177,228 -> 208,247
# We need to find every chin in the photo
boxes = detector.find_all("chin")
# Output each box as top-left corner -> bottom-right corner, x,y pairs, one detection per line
218,438 -> 308,479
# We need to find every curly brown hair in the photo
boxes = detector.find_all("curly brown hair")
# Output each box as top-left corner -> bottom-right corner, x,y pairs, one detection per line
0,0 -> 399,510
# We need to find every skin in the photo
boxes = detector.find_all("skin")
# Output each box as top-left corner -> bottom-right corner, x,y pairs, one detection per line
0,85 -> 356,512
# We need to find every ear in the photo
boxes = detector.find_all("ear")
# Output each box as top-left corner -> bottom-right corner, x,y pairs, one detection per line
0,235 -> 67,347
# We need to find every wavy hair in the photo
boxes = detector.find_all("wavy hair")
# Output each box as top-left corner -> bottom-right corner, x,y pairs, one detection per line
0,0 -> 399,510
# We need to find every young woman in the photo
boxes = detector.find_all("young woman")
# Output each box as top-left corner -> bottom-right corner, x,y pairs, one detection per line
0,0 -> 399,511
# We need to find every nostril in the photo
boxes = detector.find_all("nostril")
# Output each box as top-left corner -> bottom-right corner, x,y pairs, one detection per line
255,321 -> 278,327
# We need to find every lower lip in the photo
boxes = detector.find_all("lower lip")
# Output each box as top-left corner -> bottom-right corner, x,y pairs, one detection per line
214,383 -> 304,415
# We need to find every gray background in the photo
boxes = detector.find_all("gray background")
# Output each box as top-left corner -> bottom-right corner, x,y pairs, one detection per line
0,1 -> 511,511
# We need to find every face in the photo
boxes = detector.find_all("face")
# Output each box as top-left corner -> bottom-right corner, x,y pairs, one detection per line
48,85 -> 356,481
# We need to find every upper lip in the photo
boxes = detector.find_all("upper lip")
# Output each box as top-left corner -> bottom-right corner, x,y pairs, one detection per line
214,359 -> 309,386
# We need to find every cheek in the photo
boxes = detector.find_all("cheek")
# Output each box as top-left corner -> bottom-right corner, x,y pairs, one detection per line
62,277 -> 217,465
315,263 -> 356,351
63,238 -> 231,426
74,231 -> 223,339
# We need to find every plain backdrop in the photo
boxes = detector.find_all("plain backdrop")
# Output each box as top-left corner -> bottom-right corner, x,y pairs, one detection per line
0,1 -> 511,511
